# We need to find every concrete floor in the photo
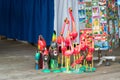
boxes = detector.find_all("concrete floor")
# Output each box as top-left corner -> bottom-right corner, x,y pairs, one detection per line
0,40 -> 120,80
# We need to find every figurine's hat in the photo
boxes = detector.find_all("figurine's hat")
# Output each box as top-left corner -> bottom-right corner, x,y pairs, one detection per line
52,30 -> 57,42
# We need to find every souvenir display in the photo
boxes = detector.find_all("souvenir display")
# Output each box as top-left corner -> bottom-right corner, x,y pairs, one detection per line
78,0 -> 119,50
35,8 -> 96,74
107,0 -> 119,48
34,0 -> 119,74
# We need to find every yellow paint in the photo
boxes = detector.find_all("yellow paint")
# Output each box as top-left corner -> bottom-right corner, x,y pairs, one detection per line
61,55 -> 64,67
90,64 -> 92,71
79,54 -> 81,58
86,61 -> 88,70
92,56 -> 93,68
68,56 -> 70,66
84,60 -> 86,66
65,56 -> 67,68
67,57 -> 69,71
58,56 -> 60,64
74,55 -> 76,62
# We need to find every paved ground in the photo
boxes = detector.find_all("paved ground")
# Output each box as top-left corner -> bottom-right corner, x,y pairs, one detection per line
0,40 -> 120,80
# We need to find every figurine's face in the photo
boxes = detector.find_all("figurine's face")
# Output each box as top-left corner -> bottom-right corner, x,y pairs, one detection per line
53,50 -> 58,57
50,49 -> 58,59
43,55 -> 49,62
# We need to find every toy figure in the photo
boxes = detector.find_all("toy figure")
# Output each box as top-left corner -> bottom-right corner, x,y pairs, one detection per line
64,43 -> 73,72
57,18 -> 69,71
71,55 -> 84,73
42,48 -> 51,73
38,35 -> 46,69
69,8 -> 78,41
73,44 -> 81,68
85,37 -> 96,72
35,51 -> 40,70
86,48 -> 94,70
64,28 -> 74,72
49,42 -> 61,73
49,31 -> 61,73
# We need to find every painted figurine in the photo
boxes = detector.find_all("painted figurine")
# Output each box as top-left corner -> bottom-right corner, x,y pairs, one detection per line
38,35 -> 46,69
35,51 -> 40,70
42,48 -> 51,73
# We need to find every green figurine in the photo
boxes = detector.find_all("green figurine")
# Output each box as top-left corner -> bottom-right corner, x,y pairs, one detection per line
49,42 -> 61,73
35,51 -> 40,70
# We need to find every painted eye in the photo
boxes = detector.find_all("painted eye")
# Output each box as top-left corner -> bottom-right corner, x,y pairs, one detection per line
54,52 -> 57,54
54,51 -> 57,56
45,57 -> 47,60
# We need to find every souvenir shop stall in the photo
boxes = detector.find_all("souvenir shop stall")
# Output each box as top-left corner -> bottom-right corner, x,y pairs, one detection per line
78,0 -> 119,66
34,0 -> 119,74
0,0 -> 119,74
